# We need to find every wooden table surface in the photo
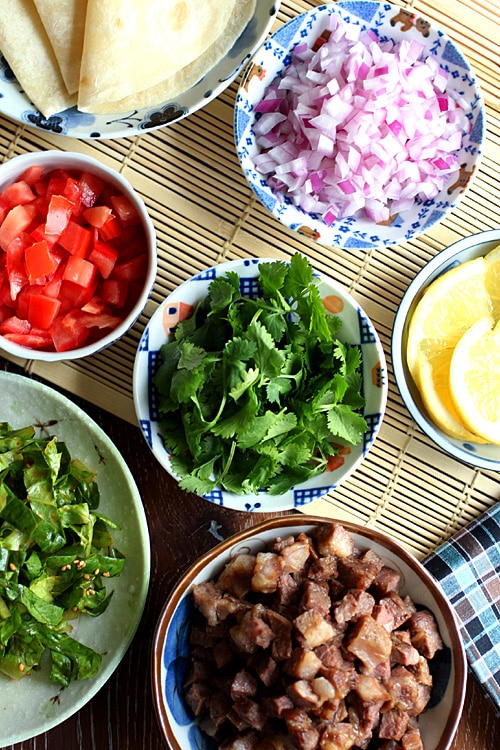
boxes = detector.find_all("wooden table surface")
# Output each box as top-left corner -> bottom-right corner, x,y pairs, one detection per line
1,359 -> 498,750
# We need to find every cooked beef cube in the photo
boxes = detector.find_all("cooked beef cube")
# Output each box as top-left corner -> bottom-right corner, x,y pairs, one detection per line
401,723 -> 424,750
322,664 -> 358,699
378,592 -> 414,630
346,615 -> 392,670
355,673 -> 390,704
248,652 -> 280,687
209,689 -> 232,729
270,534 -> 296,553
275,572 -> 302,609
264,608 -> 294,662
214,639 -> 236,670
409,655 -> 433,687
231,669 -> 257,700
337,556 -> 380,590
307,554 -> 338,581
232,697 -> 267,732
280,536 -> 312,574
184,656 -> 213,686
329,578 -> 347,602
359,547 -> 385,572
379,708 -> 410,740
252,552 -> 282,594
300,579 -> 331,616
311,675 -> 337,705
285,646 -> 322,680
285,708 -> 321,750
189,624 -> 221,648
318,721 -> 360,750
360,658 -> 391,682
409,610 -> 443,659
315,641 -> 344,669
288,678 -> 322,710
217,553 -> 256,598
230,606 -> 275,653
372,602 -> 396,632
350,695 -> 385,736
264,693 -> 295,718
384,666 -> 431,716
372,565 -> 402,596
314,523 -> 355,558
391,633 -> 420,666
192,582 -> 223,627
334,589 -> 375,625
185,681 -> 211,716
294,609 -> 336,648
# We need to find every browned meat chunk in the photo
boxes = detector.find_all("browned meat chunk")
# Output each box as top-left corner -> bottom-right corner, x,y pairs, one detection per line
391,632 -> 420,666
251,552 -> 282,594
230,606 -> 274,653
314,523 -> 355,558
337,555 -> 381,590
373,565 -> 402,596
347,615 -> 393,670
401,723 -> 424,750
318,721 -> 360,749
285,647 -> 323,680
279,535 -> 312,573
378,592 -> 414,630
334,589 -> 375,625
379,707 -> 410,740
300,579 -> 332,616
294,609 -> 336,648
217,553 -> 256,598
355,673 -> 390,704
308,554 -> 338,581
410,610 -> 443,659
231,670 -> 257,701
285,708 -> 320,750
384,666 -> 431,716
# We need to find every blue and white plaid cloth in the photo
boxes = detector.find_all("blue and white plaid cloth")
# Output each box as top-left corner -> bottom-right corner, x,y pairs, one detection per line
424,502 -> 500,713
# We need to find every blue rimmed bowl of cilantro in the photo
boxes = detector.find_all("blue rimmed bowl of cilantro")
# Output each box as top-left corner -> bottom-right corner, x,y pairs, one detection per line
133,253 -> 387,511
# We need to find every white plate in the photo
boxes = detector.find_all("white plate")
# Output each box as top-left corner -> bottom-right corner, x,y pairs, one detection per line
0,1 -> 280,139
133,257 -> 387,512
0,372 -> 150,745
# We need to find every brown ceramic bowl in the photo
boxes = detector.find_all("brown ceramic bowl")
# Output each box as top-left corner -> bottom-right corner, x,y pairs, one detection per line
151,515 -> 466,750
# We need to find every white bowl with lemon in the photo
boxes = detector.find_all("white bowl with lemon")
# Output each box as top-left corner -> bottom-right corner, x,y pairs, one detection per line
392,229 -> 500,470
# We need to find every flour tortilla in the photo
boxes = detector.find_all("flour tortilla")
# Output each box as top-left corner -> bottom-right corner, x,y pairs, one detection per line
78,0 -> 239,110
0,0 -> 76,117
83,0 -> 256,114
33,0 -> 87,95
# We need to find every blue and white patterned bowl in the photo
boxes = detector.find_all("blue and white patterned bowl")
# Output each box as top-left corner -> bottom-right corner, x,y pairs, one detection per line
0,2 -> 280,139
133,257 -> 387,511
151,516 -> 467,750
234,1 -> 485,250
392,229 -> 500,470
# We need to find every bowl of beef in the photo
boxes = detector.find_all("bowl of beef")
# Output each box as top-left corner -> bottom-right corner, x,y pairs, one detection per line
151,516 -> 466,750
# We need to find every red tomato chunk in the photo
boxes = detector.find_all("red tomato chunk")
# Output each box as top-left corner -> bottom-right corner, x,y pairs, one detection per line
0,166 -> 149,352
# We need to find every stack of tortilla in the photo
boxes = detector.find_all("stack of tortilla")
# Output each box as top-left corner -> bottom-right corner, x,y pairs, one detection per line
0,0 -> 256,119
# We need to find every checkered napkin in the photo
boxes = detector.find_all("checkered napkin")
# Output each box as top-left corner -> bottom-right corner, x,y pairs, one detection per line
423,502 -> 500,713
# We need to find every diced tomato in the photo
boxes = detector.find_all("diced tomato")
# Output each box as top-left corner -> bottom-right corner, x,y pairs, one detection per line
45,194 -> 74,236
79,172 -> 105,208
0,165 -> 149,353
19,165 -> 45,187
3,331 -> 53,350
110,194 -> 140,226
62,256 -> 96,288
0,203 -> 38,251
83,205 -> 113,228
1,180 -> 36,208
24,239 -> 59,281
112,254 -> 147,282
0,315 -> 31,335
101,278 -> 127,308
99,215 -> 121,241
89,240 -> 118,279
27,293 -> 62,329
58,220 -> 94,258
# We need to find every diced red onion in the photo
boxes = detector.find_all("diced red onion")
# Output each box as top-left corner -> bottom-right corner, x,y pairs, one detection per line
252,13 -> 470,224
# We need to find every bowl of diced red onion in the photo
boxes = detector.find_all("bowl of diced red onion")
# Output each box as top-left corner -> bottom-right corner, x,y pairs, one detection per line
235,1 -> 485,250
151,516 -> 466,750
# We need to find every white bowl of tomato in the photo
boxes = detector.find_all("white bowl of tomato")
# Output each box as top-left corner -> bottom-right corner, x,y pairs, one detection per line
0,150 -> 156,360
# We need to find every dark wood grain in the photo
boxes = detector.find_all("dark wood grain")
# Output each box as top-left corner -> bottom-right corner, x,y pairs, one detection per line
2,361 -> 499,750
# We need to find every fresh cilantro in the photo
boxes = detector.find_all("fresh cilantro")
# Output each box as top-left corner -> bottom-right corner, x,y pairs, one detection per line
154,252 -> 367,495
0,424 -> 124,686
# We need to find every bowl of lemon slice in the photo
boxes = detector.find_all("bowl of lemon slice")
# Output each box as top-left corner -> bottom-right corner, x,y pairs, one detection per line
392,229 -> 500,469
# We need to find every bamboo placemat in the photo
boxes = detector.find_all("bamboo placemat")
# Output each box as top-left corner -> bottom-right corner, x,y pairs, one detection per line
1,0 -> 499,559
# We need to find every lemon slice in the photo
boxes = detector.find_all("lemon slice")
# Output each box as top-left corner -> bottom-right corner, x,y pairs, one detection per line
415,348 -> 487,442
449,315 -> 500,444
484,243 -> 500,322
406,256 -> 491,382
